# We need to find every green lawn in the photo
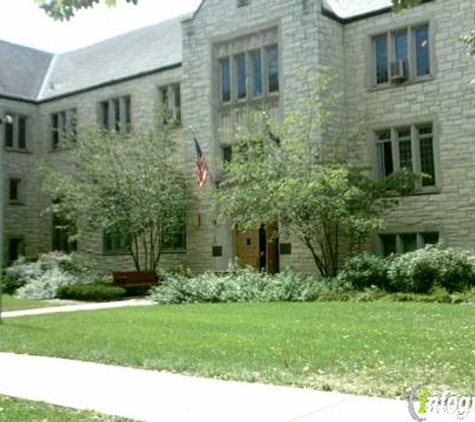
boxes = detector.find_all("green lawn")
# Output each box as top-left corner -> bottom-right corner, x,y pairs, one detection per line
0,395 -> 133,421
1,295 -> 57,312
0,302 -> 473,398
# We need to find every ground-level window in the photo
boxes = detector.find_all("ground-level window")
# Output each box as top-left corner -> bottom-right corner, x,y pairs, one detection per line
8,237 -> 24,263
52,214 -> 77,253
161,222 -> 187,252
380,232 -> 439,256
103,231 -> 130,254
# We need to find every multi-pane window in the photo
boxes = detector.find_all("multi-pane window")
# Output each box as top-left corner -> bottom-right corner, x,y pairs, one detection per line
158,83 -> 181,125
4,114 -> 28,150
219,44 -> 279,104
376,123 -> 437,189
51,109 -> 77,150
161,222 -> 187,252
99,96 -> 131,133
103,230 -> 130,254
380,232 -> 439,256
9,178 -> 22,204
52,214 -> 77,253
372,23 -> 430,86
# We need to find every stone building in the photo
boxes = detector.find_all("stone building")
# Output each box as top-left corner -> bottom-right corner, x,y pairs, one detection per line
0,0 -> 474,274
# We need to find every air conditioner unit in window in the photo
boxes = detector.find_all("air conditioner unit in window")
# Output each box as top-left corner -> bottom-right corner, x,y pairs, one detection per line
390,60 -> 408,83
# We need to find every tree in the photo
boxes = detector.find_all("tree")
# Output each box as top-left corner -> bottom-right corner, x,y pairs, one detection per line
34,0 -> 138,21
41,126 -> 191,271
213,73 -> 418,277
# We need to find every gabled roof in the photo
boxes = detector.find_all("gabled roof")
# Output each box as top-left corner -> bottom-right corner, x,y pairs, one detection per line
0,2 -> 400,102
0,40 -> 53,100
322,0 -> 392,20
38,15 -> 187,100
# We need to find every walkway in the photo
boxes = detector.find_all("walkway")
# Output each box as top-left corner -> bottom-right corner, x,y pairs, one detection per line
2,298 -> 154,318
0,352 -> 412,422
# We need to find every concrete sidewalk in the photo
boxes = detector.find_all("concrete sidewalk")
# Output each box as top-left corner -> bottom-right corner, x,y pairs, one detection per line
0,352 -> 412,422
2,298 -> 154,318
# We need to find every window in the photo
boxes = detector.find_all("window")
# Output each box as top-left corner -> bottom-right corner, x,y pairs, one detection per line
99,96 -> 131,133
237,0 -> 250,7
9,178 -> 23,204
4,113 -> 28,150
217,35 -> 279,104
8,237 -> 24,263
222,145 -> 233,163
103,230 -> 131,254
51,109 -> 77,150
52,214 -> 77,253
376,123 -> 437,189
220,58 -> 231,103
158,83 -> 181,124
251,50 -> 263,96
161,222 -> 186,252
235,54 -> 247,100
372,23 -> 431,86
380,232 -> 439,256
267,46 -> 279,93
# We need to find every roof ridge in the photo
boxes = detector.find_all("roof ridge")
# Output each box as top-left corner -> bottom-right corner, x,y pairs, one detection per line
37,54 -> 58,100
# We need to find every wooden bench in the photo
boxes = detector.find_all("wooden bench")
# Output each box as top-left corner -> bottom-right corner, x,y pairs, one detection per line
112,271 -> 159,288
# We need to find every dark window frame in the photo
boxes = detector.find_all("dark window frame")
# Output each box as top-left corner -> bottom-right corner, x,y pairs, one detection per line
161,221 -> 187,253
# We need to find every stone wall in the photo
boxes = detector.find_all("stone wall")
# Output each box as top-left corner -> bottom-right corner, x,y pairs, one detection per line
343,0 -> 475,252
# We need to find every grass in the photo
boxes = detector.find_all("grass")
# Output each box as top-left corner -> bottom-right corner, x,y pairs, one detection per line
0,301 -> 474,398
1,294 -> 58,312
0,394 -> 133,421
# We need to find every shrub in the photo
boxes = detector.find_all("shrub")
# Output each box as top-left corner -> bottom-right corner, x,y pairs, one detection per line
388,249 -> 438,293
16,267 -> 80,300
3,257 -> 42,294
387,245 -> 475,294
432,247 -> 475,293
149,265 -> 353,304
37,251 -> 98,283
158,264 -> 193,280
4,251 -> 100,298
338,253 -> 390,290
57,284 -> 126,302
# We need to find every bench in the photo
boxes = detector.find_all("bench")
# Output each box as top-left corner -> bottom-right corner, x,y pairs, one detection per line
112,271 -> 159,288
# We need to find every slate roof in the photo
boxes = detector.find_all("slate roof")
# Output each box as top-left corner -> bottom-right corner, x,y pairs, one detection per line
38,14 -> 186,100
0,40 -> 53,100
323,0 -> 392,20
0,2 -> 397,102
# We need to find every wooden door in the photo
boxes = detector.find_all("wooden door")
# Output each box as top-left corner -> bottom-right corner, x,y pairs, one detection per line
236,230 -> 260,270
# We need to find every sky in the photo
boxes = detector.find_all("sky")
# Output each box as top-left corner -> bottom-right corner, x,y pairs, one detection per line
0,0 -> 202,53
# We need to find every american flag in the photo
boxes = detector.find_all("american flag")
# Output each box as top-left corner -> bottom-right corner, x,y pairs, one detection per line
194,136 -> 208,187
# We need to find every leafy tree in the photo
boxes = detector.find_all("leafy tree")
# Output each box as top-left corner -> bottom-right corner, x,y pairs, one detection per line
34,0 -> 138,21
41,126 -> 191,271
213,72 -> 418,277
